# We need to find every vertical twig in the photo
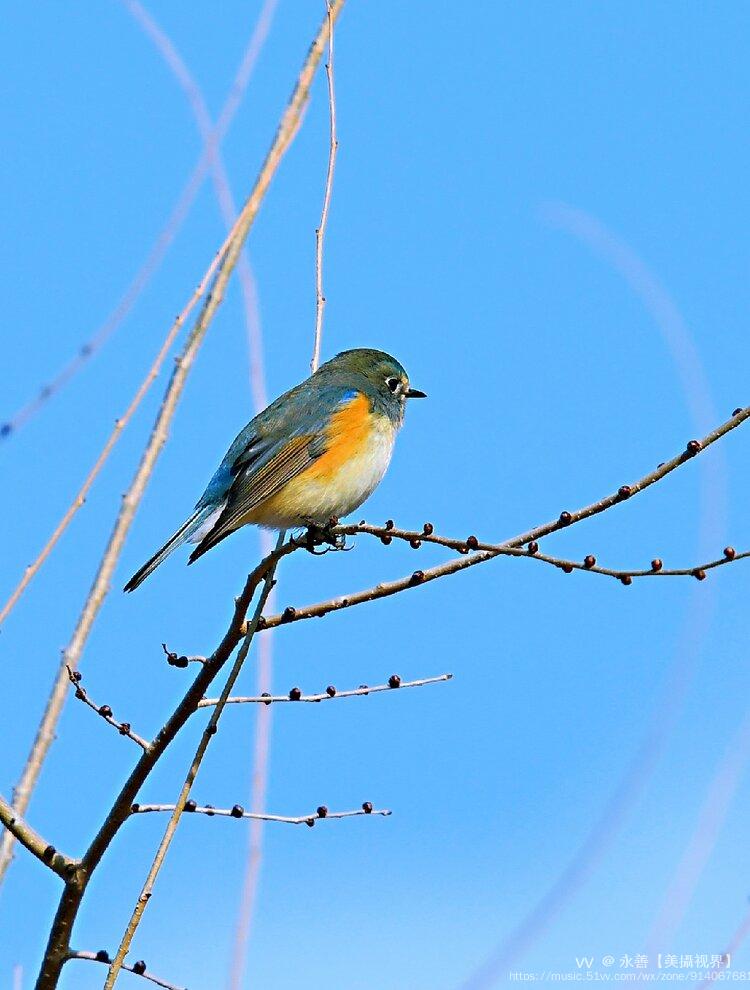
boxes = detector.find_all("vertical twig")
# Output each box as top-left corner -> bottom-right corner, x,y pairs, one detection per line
311,0 -> 338,373
230,7 -> 338,984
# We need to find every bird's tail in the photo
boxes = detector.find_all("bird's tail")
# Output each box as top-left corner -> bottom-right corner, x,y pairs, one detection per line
124,508 -> 209,592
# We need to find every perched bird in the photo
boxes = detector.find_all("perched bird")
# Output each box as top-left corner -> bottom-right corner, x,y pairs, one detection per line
124,348 -> 425,591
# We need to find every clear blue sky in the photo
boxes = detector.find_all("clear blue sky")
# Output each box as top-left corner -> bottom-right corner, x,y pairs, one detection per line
2,3 -> 750,988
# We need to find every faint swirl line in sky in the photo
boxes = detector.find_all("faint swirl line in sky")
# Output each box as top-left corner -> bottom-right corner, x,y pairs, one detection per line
0,0 -> 274,443
459,202 -> 726,988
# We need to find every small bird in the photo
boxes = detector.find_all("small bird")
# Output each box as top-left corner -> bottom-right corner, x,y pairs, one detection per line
124,348 -> 425,591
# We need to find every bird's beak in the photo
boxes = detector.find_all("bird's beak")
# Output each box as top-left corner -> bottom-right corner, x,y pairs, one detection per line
405,386 -> 427,399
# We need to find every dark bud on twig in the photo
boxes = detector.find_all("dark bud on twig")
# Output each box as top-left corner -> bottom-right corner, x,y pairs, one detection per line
289,686 -> 302,701
693,568 -> 707,581
95,950 -> 111,964
98,705 -> 113,719
362,801 -> 373,814
257,616 -> 267,630
409,570 -> 425,585
358,684 -> 370,695
380,534 -> 392,545
206,723 -> 217,736
261,692 -> 272,706
527,541 -> 539,555
388,674 -> 401,689
618,485 -> 632,499
326,685 -> 337,697
466,535 -> 479,550
317,805 -> 328,818
282,606 -> 297,622
409,538 -> 421,549
559,511 -> 572,526
305,817 -> 315,827
131,803 -> 140,813
583,555 -> 596,569
620,575 -> 633,585
724,546 -> 736,560
561,563 -> 573,574
686,439 -> 702,455
205,805 -> 215,816
651,558 -> 663,572
42,845 -> 56,863
422,522 -> 434,536
732,407 -> 743,416
385,520 -> 394,530
70,670 -> 82,683
118,722 -> 131,735
230,805 -> 244,818
75,688 -> 85,700
133,961 -> 147,976
184,800 -> 197,813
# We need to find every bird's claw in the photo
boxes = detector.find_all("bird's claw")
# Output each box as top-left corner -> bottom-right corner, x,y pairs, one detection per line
296,518 -> 349,554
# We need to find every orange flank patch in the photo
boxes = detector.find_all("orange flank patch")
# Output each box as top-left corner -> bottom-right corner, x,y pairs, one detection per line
306,392 -> 373,481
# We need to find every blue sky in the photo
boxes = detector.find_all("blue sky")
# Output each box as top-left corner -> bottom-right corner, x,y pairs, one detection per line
2,3 -> 750,988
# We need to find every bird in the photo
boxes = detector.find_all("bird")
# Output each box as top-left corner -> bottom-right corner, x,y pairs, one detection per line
124,348 -> 426,591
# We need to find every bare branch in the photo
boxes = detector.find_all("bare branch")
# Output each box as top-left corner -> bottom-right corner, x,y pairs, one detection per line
65,667 -> 149,750
131,802 -> 391,827
311,0 -> 338,373
198,672 -> 453,707
66,951 -> 184,990
0,795 -> 77,881
104,536 -> 285,987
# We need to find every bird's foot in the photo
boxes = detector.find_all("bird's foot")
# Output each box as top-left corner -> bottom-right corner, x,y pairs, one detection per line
296,517 -> 348,554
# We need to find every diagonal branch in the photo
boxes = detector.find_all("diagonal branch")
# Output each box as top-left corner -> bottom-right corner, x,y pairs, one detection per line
500,405 -> 749,549
0,795 -> 77,881
247,406 -> 750,632
35,540 -> 297,990
0,0 -> 342,895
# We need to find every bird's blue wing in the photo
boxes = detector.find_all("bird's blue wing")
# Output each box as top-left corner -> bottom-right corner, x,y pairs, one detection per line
190,384 -> 361,553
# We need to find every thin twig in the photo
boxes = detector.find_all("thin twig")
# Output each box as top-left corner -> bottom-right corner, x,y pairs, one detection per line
199,673 -> 453,707
131,802 -> 391,826
0,795 -> 76,881
0,1 -> 343,897
65,667 -> 149,750
103,535 -> 285,988
66,951 -> 184,990
311,0 -> 338,373
500,406 -> 749,549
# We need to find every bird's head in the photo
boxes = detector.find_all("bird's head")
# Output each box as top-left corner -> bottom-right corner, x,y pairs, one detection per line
321,348 -> 426,411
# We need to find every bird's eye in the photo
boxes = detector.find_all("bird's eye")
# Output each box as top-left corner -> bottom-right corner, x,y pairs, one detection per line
385,377 -> 400,393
